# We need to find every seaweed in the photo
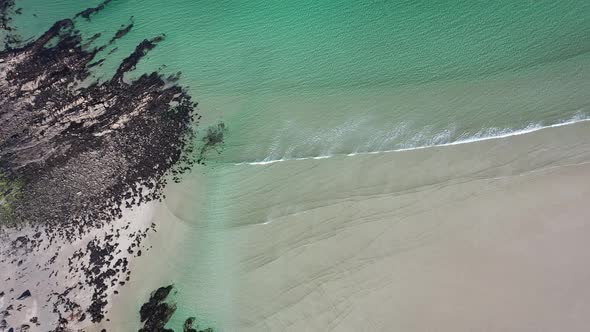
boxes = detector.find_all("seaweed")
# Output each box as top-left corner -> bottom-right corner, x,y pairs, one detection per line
0,172 -> 23,226
196,122 -> 227,164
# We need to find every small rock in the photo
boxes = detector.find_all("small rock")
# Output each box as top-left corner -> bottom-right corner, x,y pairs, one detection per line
17,290 -> 31,300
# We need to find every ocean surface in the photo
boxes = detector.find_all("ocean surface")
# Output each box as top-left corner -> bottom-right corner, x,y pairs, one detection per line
6,0 -> 590,330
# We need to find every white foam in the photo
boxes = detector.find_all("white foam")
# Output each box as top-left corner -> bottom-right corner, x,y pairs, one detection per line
233,116 -> 590,166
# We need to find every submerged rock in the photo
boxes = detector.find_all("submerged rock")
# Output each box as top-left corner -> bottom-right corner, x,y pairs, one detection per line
139,286 -> 213,332
183,317 -> 213,332
74,0 -> 112,21
139,285 -> 176,332
183,317 -> 197,332
0,0 -> 15,31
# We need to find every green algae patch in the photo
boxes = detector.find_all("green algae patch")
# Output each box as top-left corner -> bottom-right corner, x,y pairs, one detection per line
0,172 -> 24,226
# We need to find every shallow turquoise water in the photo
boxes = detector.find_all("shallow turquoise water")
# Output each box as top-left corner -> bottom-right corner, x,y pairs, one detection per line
7,0 -> 590,330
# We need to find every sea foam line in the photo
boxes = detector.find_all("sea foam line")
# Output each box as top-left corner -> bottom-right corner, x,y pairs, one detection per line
233,116 -> 590,166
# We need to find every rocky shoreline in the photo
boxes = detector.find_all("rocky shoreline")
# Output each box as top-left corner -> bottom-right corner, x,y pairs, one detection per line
0,2 -> 223,331
0,18 -> 198,230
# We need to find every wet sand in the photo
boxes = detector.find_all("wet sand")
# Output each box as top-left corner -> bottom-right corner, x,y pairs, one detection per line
96,201 -> 192,332
226,161 -> 590,331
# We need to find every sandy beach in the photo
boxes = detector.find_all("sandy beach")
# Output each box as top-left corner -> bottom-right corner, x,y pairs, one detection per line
3,111 -> 589,332
104,119 -> 590,331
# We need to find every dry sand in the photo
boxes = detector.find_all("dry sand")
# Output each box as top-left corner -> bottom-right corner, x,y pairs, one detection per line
0,201 -> 160,331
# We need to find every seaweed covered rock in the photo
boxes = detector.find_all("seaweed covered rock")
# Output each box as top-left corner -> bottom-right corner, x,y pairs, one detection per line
139,285 -> 176,332
183,317 -> 213,332
139,286 -> 213,332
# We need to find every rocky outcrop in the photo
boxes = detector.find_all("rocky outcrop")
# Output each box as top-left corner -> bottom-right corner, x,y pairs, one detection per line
0,17 -> 200,231
183,317 -> 213,332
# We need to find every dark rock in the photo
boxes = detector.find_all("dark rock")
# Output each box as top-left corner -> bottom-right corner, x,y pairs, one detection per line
139,286 -> 214,332
183,317 -> 197,332
109,21 -> 133,44
139,285 -> 176,332
17,290 -> 31,300
75,0 -> 112,20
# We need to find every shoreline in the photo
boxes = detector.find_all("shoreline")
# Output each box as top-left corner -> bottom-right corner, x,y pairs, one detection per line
235,114 -> 590,166
92,199 -> 192,332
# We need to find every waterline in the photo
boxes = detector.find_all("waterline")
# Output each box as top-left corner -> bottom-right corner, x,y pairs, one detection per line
233,115 -> 590,166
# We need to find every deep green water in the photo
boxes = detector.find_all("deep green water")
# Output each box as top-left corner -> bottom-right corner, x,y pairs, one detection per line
6,0 -> 590,330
